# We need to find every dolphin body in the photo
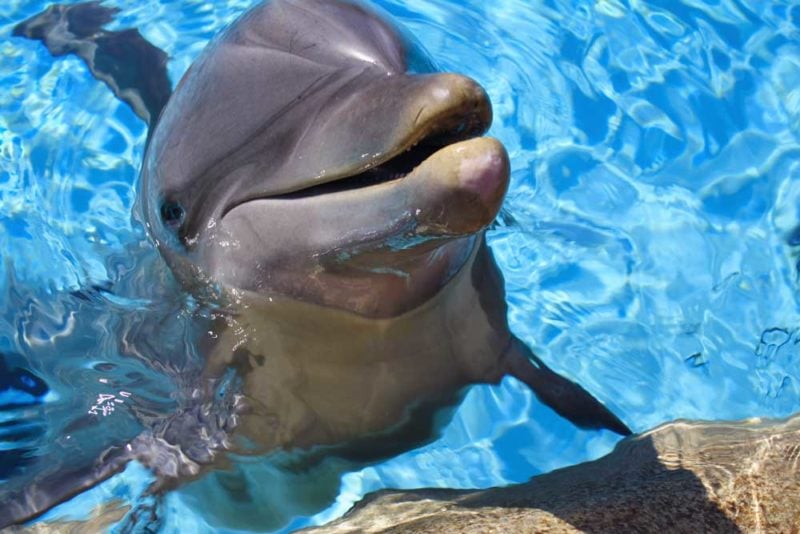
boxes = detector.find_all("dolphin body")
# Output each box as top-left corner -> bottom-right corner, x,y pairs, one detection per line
8,0 -> 631,529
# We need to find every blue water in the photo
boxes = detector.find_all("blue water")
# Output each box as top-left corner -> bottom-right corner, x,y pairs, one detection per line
2,0 -> 800,531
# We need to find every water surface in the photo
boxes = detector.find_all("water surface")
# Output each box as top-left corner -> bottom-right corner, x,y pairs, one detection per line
1,0 -> 799,531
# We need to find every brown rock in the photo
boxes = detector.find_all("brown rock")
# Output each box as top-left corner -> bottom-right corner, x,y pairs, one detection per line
310,415 -> 800,533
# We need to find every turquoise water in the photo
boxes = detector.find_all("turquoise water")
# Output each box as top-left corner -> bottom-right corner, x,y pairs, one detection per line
2,0 -> 800,531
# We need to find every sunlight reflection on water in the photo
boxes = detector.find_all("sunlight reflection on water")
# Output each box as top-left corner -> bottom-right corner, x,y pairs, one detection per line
1,0 -> 799,531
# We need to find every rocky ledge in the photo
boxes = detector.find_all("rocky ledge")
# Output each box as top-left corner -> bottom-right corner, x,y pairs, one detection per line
310,415 -> 800,533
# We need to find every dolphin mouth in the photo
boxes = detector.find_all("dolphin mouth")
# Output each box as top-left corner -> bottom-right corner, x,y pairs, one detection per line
273,116 -> 490,200
267,77 -> 494,200
271,142 -> 448,199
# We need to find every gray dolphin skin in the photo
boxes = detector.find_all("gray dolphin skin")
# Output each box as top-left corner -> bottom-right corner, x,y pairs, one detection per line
9,0 -> 631,529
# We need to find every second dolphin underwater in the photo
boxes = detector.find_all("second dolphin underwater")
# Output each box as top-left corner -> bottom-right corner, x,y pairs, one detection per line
7,0 -> 632,528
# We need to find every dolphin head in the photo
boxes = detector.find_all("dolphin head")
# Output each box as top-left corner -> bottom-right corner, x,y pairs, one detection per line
141,0 -> 509,317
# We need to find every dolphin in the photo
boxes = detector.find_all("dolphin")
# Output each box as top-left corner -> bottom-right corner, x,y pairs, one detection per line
8,0 -> 631,528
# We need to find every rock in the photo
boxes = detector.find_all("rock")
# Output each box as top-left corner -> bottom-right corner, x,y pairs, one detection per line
309,415 -> 800,533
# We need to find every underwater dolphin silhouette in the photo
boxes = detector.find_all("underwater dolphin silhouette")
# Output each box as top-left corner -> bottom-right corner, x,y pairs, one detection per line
7,0 -> 631,528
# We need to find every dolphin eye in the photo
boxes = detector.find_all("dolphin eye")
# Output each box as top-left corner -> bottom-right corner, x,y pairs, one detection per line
160,200 -> 184,228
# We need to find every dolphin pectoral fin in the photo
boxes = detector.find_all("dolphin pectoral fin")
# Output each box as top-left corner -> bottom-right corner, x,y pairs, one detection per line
13,2 -> 172,127
506,338 -> 632,436
0,446 -> 129,528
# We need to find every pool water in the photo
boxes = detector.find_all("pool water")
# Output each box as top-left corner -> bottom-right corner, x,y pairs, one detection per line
2,0 -> 800,531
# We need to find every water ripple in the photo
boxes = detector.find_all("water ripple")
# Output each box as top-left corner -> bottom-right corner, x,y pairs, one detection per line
2,0 -> 800,531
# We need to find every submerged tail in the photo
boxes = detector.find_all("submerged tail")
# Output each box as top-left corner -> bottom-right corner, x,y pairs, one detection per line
506,338 -> 632,436
13,1 -> 171,128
